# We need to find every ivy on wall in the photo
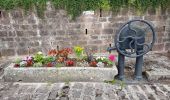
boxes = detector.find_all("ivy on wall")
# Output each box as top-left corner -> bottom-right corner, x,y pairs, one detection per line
0,0 -> 170,19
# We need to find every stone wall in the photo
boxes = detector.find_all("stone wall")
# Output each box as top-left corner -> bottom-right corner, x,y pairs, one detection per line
0,5 -> 170,57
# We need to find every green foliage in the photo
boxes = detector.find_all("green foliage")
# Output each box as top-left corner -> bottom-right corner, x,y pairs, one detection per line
73,46 -> 84,59
96,57 -> 113,66
104,80 -> 126,90
119,81 -> 126,90
33,62 -> 43,67
15,58 -> 22,64
104,79 -> 116,85
33,52 -> 44,64
56,63 -> 63,68
0,0 -> 170,19
43,56 -> 55,64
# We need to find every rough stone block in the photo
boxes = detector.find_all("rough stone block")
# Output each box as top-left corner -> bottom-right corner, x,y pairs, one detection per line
92,23 -> 102,29
88,40 -> 102,44
165,43 -> 170,50
1,19 -> 10,25
26,31 -> 37,36
45,11 -> 57,18
145,68 -> 170,81
2,38 -> 14,41
0,31 -> 7,37
40,30 -> 49,36
4,63 -> 118,82
28,18 -> 36,24
99,17 -> 107,22
68,23 -> 81,29
7,42 -> 17,48
1,49 -> 15,56
56,30 -> 65,35
20,25 -> 31,30
28,41 -> 39,47
77,41 -> 87,45
17,48 -> 28,55
102,29 -> 113,34
8,31 -> 16,37
152,44 -> 164,51
90,35 -> 98,39
16,31 -> 25,37
11,11 -> 23,18
148,8 -> 156,15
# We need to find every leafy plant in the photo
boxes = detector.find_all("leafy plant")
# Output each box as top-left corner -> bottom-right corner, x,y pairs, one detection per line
43,56 -> 55,64
119,81 -> 126,90
73,46 -> 84,59
33,52 -> 45,64
33,62 -> 43,67
14,58 -> 22,64
104,80 -> 126,90
96,56 -> 113,66
1,0 -> 170,19
65,60 -> 74,66
104,79 -> 116,85
56,63 -> 64,68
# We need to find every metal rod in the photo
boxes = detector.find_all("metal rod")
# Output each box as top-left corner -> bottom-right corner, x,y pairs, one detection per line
117,53 -> 125,80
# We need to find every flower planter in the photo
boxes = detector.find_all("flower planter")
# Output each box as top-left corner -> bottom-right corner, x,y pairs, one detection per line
4,63 -> 118,82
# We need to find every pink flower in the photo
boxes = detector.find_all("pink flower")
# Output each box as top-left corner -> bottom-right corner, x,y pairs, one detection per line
109,54 -> 116,62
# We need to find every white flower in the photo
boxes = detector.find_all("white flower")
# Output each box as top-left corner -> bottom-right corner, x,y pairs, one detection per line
20,61 -> 27,67
97,62 -> 104,68
38,51 -> 43,55
96,56 -> 101,60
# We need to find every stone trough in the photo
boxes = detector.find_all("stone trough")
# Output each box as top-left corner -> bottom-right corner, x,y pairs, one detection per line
3,63 -> 118,82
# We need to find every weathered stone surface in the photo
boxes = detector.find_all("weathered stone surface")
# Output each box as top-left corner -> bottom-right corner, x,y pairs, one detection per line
1,49 -> 15,56
145,68 -> 170,81
72,83 -> 84,89
0,31 -> 7,37
4,63 -> 118,82
17,48 -> 28,55
0,8 -> 170,57
102,29 -> 113,34
1,82 -> 170,100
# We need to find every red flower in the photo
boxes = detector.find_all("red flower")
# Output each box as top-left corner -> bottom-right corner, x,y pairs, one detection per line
14,64 -> 20,68
26,60 -> 33,67
66,60 -> 74,66
89,61 -> 97,67
48,49 -> 58,56
47,62 -> 53,67
109,54 -> 116,62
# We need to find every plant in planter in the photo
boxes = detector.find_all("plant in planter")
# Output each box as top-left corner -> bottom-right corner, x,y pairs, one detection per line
95,55 -> 116,67
33,62 -> 43,67
19,61 -> 27,67
108,54 -> 116,63
56,63 -> 64,68
73,46 -> 84,60
44,56 -> 56,67
58,48 -> 72,59
57,57 -> 65,63
14,58 -> 22,67
97,62 -> 105,68
33,52 -> 45,64
24,56 -> 33,67
48,49 -> 58,56
89,61 -> 97,67
65,60 -> 75,66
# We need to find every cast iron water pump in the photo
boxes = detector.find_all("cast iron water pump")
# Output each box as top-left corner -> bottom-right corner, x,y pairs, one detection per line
108,19 -> 156,80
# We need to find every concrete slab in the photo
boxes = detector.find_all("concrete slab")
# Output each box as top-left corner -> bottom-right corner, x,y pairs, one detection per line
3,63 -> 118,82
145,68 -> 170,81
